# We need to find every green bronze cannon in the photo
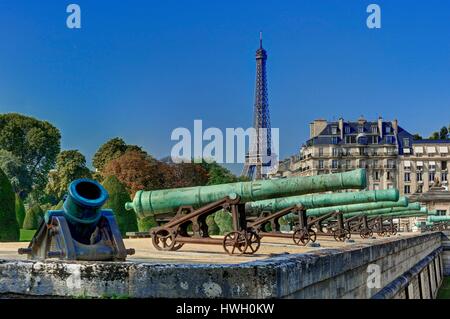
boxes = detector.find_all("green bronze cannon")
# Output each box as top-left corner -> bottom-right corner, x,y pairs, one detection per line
125,169 -> 367,255
18,179 -> 134,261
245,189 -> 400,245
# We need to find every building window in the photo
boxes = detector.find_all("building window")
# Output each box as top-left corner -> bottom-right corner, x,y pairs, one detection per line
404,185 -> 411,194
429,163 -> 436,171
332,160 -> 339,169
374,171 -> 380,181
358,126 -> 364,133
371,126 -> 378,134
385,126 -> 391,134
429,172 -> 436,183
332,148 -> 340,157
331,126 -> 338,135
319,160 -> 324,169
386,136 -> 395,144
403,138 -> 410,148
442,161 -> 448,171
370,136 -> 378,144
345,135 -> 356,144
360,160 -> 366,168
417,173 -> 423,182
404,173 -> 411,182
443,172 -> 448,182
318,148 -> 323,157
387,160 -> 395,169
331,137 -> 338,144
346,160 -> 351,169
417,185 -> 423,193
437,210 -> 448,216
345,126 -> 350,134
387,171 -> 391,181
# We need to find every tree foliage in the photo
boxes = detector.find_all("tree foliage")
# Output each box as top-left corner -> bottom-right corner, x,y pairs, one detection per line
0,113 -> 61,199
22,205 -> 44,230
15,194 -> 26,228
429,132 -> 440,140
440,126 -> 449,140
92,137 -> 143,173
45,150 -> 92,201
103,150 -> 166,197
214,211 -> 234,235
412,133 -> 423,141
0,168 -> 20,241
102,175 -> 138,236
0,150 -> 32,198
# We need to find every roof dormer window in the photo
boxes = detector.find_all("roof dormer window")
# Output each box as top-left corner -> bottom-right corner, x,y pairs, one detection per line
331,126 -> 338,135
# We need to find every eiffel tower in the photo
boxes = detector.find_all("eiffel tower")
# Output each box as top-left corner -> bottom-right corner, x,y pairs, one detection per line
242,32 -> 272,180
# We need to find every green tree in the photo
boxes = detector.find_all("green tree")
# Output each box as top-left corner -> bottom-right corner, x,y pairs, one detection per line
0,150 -> 32,198
15,194 -> 26,228
440,126 -> 449,140
412,134 -> 423,140
0,113 -> 61,199
102,175 -> 138,236
430,132 -> 440,140
45,150 -> 92,201
93,137 -> 143,174
0,168 -> 20,241
137,216 -> 158,232
22,205 -> 44,230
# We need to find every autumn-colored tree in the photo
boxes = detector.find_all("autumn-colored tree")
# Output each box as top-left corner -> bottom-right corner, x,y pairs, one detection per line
92,137 -> 144,174
103,150 -> 164,197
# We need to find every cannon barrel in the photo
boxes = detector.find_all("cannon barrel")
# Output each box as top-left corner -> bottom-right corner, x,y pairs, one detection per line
305,195 -> 406,217
341,203 -> 423,219
245,189 -> 399,214
54,178 -> 109,226
126,169 -> 367,218
427,215 -> 450,223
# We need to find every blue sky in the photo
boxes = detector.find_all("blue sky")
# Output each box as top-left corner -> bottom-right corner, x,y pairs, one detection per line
1,1 -> 450,173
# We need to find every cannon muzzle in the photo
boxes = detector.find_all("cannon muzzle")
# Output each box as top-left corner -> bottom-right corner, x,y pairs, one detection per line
59,179 -> 109,226
126,169 -> 367,218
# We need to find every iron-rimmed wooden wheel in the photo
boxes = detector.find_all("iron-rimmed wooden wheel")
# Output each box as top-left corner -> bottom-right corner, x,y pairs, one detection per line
390,227 -> 398,236
308,229 -> 317,243
293,229 -> 310,246
223,231 -> 248,256
333,229 -> 349,242
245,230 -> 261,254
377,230 -> 386,237
151,229 -> 177,251
360,229 -> 373,239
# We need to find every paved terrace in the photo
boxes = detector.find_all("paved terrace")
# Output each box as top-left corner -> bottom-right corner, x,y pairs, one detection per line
0,233 -> 417,264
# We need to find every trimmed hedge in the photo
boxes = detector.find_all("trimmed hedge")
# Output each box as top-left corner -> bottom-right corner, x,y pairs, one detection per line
15,194 -> 26,228
23,205 -> 44,230
137,216 -> 158,232
0,169 -> 20,241
102,175 -> 138,236
214,210 -> 234,235
206,214 -> 219,235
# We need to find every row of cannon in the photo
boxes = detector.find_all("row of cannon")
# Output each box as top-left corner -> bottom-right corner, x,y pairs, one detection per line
18,168 -> 449,261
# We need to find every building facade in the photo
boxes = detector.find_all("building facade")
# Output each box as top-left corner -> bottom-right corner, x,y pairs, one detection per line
272,117 -> 450,215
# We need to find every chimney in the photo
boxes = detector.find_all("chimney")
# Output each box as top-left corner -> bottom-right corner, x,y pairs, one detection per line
338,118 -> 344,140
378,117 -> 383,139
392,119 -> 398,135
309,119 -> 328,139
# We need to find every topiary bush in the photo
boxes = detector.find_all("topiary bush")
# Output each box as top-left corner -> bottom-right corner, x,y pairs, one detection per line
23,205 -> 44,230
214,210 -> 234,235
0,168 -> 20,241
137,216 -> 158,232
102,175 -> 138,236
15,194 -> 26,228
206,214 -> 219,235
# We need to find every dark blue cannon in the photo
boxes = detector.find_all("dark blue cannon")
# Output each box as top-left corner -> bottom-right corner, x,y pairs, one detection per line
18,179 -> 135,261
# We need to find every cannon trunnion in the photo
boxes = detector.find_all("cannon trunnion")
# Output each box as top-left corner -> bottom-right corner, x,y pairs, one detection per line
18,179 -> 135,261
